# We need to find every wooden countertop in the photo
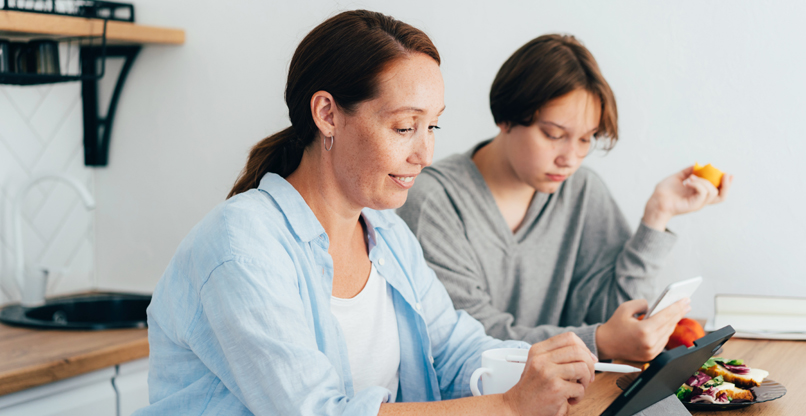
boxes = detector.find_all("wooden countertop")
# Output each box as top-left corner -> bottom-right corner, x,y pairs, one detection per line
0,322 -> 148,396
571,338 -> 805,415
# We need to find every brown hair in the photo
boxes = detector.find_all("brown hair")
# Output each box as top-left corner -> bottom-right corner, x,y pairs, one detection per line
489,34 -> 618,148
228,10 -> 440,198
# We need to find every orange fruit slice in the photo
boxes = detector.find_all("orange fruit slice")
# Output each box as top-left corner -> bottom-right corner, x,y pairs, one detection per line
693,162 -> 724,188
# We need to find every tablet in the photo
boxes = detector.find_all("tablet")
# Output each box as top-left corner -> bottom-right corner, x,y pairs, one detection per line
645,276 -> 703,318
600,325 -> 735,416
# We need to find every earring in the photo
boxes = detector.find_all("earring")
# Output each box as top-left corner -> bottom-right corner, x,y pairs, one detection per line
324,135 -> 334,151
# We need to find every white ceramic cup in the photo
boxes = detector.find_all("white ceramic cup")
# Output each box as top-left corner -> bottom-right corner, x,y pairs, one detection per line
470,348 -> 527,396
21,267 -> 49,307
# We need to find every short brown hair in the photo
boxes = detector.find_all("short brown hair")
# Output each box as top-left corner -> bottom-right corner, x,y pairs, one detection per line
490,34 -> 618,148
229,10 -> 440,198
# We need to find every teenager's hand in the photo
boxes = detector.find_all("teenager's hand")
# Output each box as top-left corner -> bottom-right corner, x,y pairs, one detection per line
596,298 -> 691,362
642,166 -> 734,231
503,332 -> 596,416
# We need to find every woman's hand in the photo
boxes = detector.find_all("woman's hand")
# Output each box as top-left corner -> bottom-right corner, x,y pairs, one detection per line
503,332 -> 597,416
642,166 -> 734,231
595,298 -> 691,362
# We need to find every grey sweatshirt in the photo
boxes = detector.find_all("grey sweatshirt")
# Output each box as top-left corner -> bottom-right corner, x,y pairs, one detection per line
397,144 -> 677,356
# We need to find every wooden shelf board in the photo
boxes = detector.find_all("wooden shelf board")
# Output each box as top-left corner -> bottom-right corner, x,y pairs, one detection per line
0,10 -> 184,45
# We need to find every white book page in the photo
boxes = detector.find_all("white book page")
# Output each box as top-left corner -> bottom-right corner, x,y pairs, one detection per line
711,295 -> 806,338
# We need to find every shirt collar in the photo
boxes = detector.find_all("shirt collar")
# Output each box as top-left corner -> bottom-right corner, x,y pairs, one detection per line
257,173 -> 396,242
360,208 -> 395,231
258,173 -> 325,242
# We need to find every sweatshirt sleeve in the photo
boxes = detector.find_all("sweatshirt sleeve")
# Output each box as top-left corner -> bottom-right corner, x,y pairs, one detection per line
398,179 -> 602,353
567,171 -> 678,330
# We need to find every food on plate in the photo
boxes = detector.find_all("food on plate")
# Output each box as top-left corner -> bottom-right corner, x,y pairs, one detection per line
701,357 -> 769,388
676,357 -> 769,405
666,318 -> 706,349
676,372 -> 754,404
692,162 -> 724,188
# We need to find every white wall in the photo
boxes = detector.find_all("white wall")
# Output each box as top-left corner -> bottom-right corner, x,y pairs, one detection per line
0,45 -> 95,305
5,1 -> 803,319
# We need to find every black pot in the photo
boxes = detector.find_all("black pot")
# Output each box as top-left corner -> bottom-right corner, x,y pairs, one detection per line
29,39 -> 61,75
12,39 -> 61,75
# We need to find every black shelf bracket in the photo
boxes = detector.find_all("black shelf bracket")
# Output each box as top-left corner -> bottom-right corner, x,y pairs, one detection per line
80,45 -> 140,166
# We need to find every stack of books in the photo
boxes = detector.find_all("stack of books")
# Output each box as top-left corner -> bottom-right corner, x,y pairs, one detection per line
705,295 -> 806,340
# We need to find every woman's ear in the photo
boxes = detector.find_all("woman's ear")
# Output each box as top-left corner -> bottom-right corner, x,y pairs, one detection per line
311,91 -> 336,137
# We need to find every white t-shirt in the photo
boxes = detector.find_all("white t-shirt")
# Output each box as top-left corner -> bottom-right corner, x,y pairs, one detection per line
330,263 -> 400,400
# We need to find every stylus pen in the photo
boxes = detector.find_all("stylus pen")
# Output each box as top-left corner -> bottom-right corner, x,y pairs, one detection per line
505,355 -> 641,373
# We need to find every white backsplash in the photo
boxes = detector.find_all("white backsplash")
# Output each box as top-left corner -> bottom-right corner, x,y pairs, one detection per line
0,83 -> 95,306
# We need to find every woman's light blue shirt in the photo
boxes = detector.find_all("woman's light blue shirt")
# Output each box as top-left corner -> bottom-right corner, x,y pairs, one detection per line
134,173 -> 527,416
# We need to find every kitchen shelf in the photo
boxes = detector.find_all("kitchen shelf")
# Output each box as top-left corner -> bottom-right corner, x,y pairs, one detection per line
0,9 -> 184,166
0,10 -> 184,44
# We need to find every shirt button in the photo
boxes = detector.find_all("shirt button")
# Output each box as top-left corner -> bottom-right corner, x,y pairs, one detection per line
429,355 -> 434,364
378,258 -> 385,266
415,303 -> 422,311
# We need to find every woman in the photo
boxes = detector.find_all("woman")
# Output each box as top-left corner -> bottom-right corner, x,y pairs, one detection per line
398,34 -> 732,363
135,12 -> 596,416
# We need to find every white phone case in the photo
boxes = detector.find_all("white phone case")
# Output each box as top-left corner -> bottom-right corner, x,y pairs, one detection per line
646,276 -> 702,318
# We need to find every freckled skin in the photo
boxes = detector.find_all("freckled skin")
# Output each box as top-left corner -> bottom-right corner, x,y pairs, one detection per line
287,53 -> 444,299
330,53 -> 445,211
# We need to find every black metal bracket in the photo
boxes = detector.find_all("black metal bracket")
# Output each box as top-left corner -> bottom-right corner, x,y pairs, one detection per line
80,45 -> 140,166
2,0 -> 134,22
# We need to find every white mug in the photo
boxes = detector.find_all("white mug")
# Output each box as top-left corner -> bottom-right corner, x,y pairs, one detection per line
470,348 -> 527,396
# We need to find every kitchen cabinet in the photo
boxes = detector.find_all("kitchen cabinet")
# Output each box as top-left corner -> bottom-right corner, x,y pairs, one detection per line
0,359 -> 151,416
0,367 -> 117,416
115,358 -> 150,416
0,322 -> 149,414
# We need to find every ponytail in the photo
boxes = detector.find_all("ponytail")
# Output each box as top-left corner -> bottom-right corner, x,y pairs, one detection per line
227,127 -> 303,198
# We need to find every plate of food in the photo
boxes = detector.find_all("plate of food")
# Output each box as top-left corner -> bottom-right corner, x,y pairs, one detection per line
616,356 -> 786,411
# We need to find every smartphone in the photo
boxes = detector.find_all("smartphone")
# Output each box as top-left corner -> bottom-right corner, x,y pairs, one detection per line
645,276 -> 702,318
